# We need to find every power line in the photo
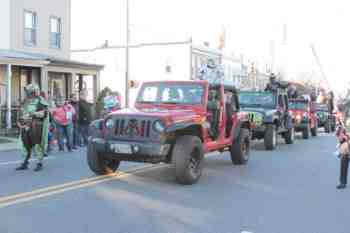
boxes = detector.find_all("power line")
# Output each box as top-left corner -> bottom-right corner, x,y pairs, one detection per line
310,44 -> 331,90
70,40 -> 192,53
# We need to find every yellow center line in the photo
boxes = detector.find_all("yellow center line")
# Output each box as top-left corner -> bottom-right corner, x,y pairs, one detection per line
0,152 -> 221,209
0,164 -> 168,209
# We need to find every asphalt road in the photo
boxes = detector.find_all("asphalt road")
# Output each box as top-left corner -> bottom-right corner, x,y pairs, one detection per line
0,132 -> 348,233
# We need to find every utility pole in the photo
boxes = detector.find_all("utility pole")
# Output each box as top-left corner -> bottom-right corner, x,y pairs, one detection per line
125,0 -> 130,107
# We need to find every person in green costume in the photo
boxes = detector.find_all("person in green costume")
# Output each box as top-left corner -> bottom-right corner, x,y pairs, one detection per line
16,83 -> 49,172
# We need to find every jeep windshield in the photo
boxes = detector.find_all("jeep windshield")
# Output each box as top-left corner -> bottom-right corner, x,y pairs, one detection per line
316,104 -> 328,112
239,92 -> 275,108
136,83 -> 204,105
289,101 -> 308,111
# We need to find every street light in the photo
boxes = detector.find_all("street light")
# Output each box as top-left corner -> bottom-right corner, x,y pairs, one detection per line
125,0 -> 130,107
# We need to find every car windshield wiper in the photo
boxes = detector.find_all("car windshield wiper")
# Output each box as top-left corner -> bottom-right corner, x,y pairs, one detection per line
241,103 -> 263,107
137,101 -> 155,104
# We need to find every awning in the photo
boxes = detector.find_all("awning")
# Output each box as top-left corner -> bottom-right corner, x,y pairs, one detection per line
0,50 -> 103,71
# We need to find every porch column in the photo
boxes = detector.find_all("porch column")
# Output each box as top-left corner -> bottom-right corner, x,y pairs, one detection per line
78,74 -> 83,92
93,73 -> 100,102
6,64 -> 12,129
70,72 -> 76,95
41,67 -> 48,93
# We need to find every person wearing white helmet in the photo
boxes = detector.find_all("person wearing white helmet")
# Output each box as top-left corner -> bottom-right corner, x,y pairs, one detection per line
16,83 -> 49,172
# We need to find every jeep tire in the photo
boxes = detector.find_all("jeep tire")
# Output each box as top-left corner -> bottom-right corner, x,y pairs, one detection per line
311,122 -> 318,137
302,124 -> 310,139
284,127 -> 295,144
324,121 -> 331,133
264,124 -> 277,150
87,141 -> 120,175
331,123 -> 336,132
230,128 -> 250,165
173,135 -> 204,185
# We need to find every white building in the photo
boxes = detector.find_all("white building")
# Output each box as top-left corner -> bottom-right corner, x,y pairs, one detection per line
0,0 -> 103,132
73,42 -> 247,106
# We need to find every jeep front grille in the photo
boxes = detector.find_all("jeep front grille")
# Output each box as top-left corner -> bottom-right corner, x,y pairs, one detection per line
114,118 -> 152,137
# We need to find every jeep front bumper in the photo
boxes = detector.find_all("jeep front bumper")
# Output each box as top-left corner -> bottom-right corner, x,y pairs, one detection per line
294,120 -> 308,131
251,125 -> 266,139
89,137 -> 171,159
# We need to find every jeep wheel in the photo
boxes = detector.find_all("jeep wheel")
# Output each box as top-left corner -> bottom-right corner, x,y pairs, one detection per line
302,124 -> 310,139
324,121 -> 330,133
173,136 -> 204,185
284,127 -> 295,144
331,124 -> 336,132
231,129 -> 250,165
87,142 -> 120,175
311,122 -> 318,137
264,124 -> 277,150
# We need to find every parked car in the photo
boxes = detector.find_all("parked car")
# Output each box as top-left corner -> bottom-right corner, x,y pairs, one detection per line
289,98 -> 318,139
87,80 -> 252,185
239,85 -> 294,151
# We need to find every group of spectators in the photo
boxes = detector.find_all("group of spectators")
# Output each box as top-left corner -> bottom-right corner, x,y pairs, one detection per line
42,92 -> 93,153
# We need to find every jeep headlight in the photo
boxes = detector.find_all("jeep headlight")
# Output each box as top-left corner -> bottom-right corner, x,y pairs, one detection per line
153,120 -> 165,133
105,119 -> 115,129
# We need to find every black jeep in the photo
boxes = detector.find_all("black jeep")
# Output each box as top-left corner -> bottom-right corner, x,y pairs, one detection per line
316,104 -> 336,133
239,87 -> 294,150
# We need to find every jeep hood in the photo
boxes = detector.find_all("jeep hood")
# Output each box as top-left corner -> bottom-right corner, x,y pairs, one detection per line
240,107 -> 275,116
108,107 -> 202,124
290,109 -> 306,116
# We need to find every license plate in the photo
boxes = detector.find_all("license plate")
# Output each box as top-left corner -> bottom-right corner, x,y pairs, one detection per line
110,143 -> 132,154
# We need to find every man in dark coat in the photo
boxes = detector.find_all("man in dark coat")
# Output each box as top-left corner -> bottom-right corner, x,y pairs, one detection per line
78,92 -> 92,146
69,93 -> 81,149
265,73 -> 279,92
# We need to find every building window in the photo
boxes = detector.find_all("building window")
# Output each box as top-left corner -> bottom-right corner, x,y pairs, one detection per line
24,10 -> 37,46
50,17 -> 61,49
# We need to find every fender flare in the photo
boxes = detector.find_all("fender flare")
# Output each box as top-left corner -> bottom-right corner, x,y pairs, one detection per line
233,121 -> 243,141
264,114 -> 277,124
89,119 -> 104,138
165,122 -> 202,134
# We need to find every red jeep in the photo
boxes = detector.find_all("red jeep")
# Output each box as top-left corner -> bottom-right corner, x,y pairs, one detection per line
289,98 -> 318,139
87,80 -> 251,185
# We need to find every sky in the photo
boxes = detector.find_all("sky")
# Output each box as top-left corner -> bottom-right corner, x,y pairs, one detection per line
71,0 -> 350,95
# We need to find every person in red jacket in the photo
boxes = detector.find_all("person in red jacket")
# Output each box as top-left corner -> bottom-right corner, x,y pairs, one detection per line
51,98 -> 75,152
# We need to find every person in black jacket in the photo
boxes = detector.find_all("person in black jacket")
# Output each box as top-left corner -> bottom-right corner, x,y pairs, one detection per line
78,92 -> 92,146
265,73 -> 280,92
69,93 -> 81,149
336,123 -> 350,189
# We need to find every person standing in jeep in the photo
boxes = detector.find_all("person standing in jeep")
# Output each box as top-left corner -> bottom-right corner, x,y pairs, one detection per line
79,92 -> 92,146
265,73 -> 279,92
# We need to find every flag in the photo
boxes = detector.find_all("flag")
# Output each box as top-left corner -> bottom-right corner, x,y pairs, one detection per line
218,28 -> 226,50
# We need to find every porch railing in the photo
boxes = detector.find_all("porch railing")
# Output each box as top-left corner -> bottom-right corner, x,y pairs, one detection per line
0,106 -> 20,136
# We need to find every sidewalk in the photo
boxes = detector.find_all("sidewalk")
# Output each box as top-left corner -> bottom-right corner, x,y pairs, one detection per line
0,136 -> 20,152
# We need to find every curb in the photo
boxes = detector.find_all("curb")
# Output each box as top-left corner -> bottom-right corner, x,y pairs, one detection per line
0,143 -> 20,152
0,137 -> 20,152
